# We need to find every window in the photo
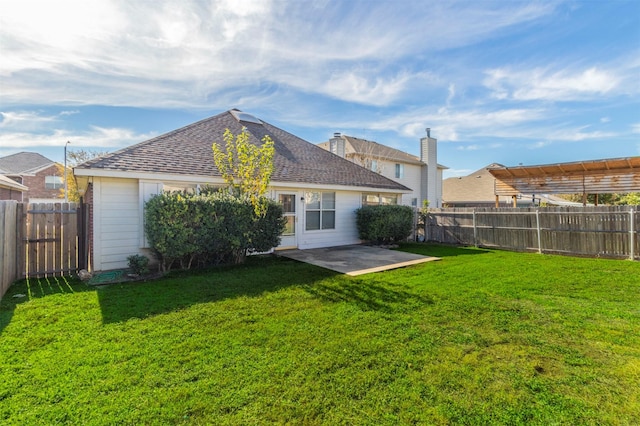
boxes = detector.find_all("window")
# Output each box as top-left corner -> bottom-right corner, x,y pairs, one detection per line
362,193 -> 398,206
162,183 -> 199,193
305,191 -> 335,230
45,176 -> 63,190
370,160 -> 378,172
395,164 -> 404,179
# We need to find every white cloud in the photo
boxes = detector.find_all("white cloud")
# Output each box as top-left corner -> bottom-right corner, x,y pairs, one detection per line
545,128 -> 617,142
317,70 -> 430,106
631,123 -> 640,134
369,106 -> 546,141
0,126 -> 155,150
484,65 -> 628,102
456,145 -> 480,151
0,111 -> 58,129
0,0 -> 562,108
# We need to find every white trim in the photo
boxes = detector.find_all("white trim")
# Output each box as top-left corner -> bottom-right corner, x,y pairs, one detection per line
0,174 -> 28,191
75,170 -> 411,194
92,178 -> 102,271
275,190 -> 299,249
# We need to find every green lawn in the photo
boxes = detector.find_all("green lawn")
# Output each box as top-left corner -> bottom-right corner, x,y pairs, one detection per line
1,244 -> 638,425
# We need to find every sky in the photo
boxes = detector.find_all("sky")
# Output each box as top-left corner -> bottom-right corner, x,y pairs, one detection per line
1,0 -> 639,178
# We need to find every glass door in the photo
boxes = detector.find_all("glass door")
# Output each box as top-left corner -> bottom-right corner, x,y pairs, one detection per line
277,192 -> 297,248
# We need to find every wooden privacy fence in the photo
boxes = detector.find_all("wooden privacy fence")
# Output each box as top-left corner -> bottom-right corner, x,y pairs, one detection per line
0,201 -> 88,300
1,201 -> 19,300
424,206 -> 639,260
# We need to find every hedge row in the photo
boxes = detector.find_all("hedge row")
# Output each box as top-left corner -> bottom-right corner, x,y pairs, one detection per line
355,204 -> 414,244
144,191 -> 286,271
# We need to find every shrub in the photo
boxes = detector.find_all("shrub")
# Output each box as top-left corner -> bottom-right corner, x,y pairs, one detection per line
355,204 -> 414,244
144,191 -> 285,271
127,254 -> 150,276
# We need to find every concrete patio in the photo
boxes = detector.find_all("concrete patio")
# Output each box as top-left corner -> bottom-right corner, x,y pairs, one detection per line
277,245 -> 439,276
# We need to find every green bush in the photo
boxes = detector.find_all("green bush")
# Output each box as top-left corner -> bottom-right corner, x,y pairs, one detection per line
127,254 -> 150,276
144,191 -> 285,271
144,192 -> 198,271
355,204 -> 414,244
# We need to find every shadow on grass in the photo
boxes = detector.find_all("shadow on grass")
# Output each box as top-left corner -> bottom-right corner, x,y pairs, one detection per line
302,277 -> 434,313
398,242 -> 492,258
0,275 -> 93,334
96,255 -> 339,324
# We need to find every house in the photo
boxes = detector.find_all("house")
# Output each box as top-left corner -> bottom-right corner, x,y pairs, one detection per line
318,130 -> 447,208
74,109 -> 411,272
0,152 -> 63,203
443,163 -> 585,207
0,174 -> 28,200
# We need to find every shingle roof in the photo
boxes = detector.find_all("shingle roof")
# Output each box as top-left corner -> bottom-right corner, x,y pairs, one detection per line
77,110 -> 409,191
0,152 -> 55,174
343,136 -> 424,166
443,163 -> 504,203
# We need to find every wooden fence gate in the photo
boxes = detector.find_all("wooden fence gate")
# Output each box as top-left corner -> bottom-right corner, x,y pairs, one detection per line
17,202 -> 89,279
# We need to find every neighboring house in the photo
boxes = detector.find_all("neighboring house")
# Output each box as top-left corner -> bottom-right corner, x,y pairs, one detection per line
0,152 -> 63,203
0,174 -> 28,200
318,130 -> 447,208
443,164 -> 585,207
74,109 -> 411,272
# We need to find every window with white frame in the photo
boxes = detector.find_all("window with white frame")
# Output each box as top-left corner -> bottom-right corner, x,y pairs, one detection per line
395,163 -> 404,178
305,191 -> 335,230
45,175 -> 63,190
362,193 -> 398,206
370,160 -> 378,172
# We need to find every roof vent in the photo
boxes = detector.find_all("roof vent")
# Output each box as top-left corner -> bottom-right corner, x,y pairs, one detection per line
230,109 -> 262,125
334,132 -> 341,138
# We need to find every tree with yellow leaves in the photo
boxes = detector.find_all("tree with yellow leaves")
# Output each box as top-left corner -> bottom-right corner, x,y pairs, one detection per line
212,128 -> 275,215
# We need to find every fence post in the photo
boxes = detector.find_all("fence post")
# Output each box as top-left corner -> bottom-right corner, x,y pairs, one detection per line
630,208 -> 635,261
536,209 -> 542,254
472,209 -> 477,247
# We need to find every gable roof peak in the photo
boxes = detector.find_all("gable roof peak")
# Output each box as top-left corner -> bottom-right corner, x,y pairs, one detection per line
0,151 -> 55,174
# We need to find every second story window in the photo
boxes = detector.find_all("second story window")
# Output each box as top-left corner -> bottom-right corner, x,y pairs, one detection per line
370,160 -> 378,172
395,163 -> 404,179
45,176 -> 64,190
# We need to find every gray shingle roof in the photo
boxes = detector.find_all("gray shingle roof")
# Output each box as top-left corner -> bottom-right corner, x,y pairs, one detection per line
443,163 -> 504,203
0,152 -> 55,174
343,135 -> 425,166
77,110 -> 409,191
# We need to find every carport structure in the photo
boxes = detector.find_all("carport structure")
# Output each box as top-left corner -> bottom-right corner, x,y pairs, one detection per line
488,157 -> 640,207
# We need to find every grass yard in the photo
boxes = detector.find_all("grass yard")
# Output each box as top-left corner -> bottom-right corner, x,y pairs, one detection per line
1,244 -> 639,425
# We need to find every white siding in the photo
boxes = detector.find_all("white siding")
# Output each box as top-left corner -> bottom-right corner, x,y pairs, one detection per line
375,159 -> 422,206
91,178 -> 390,270
93,177 -> 141,271
298,190 -> 362,249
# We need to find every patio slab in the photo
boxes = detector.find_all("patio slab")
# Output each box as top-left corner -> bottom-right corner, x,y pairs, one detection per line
277,244 -> 439,276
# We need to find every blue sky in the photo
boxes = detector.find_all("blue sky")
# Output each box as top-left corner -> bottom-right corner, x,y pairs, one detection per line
1,0 -> 639,177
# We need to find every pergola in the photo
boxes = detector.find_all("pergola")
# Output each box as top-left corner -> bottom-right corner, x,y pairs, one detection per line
488,156 -> 640,207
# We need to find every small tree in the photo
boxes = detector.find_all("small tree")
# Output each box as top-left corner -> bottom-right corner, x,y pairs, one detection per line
212,128 -> 275,215
58,149 -> 109,202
